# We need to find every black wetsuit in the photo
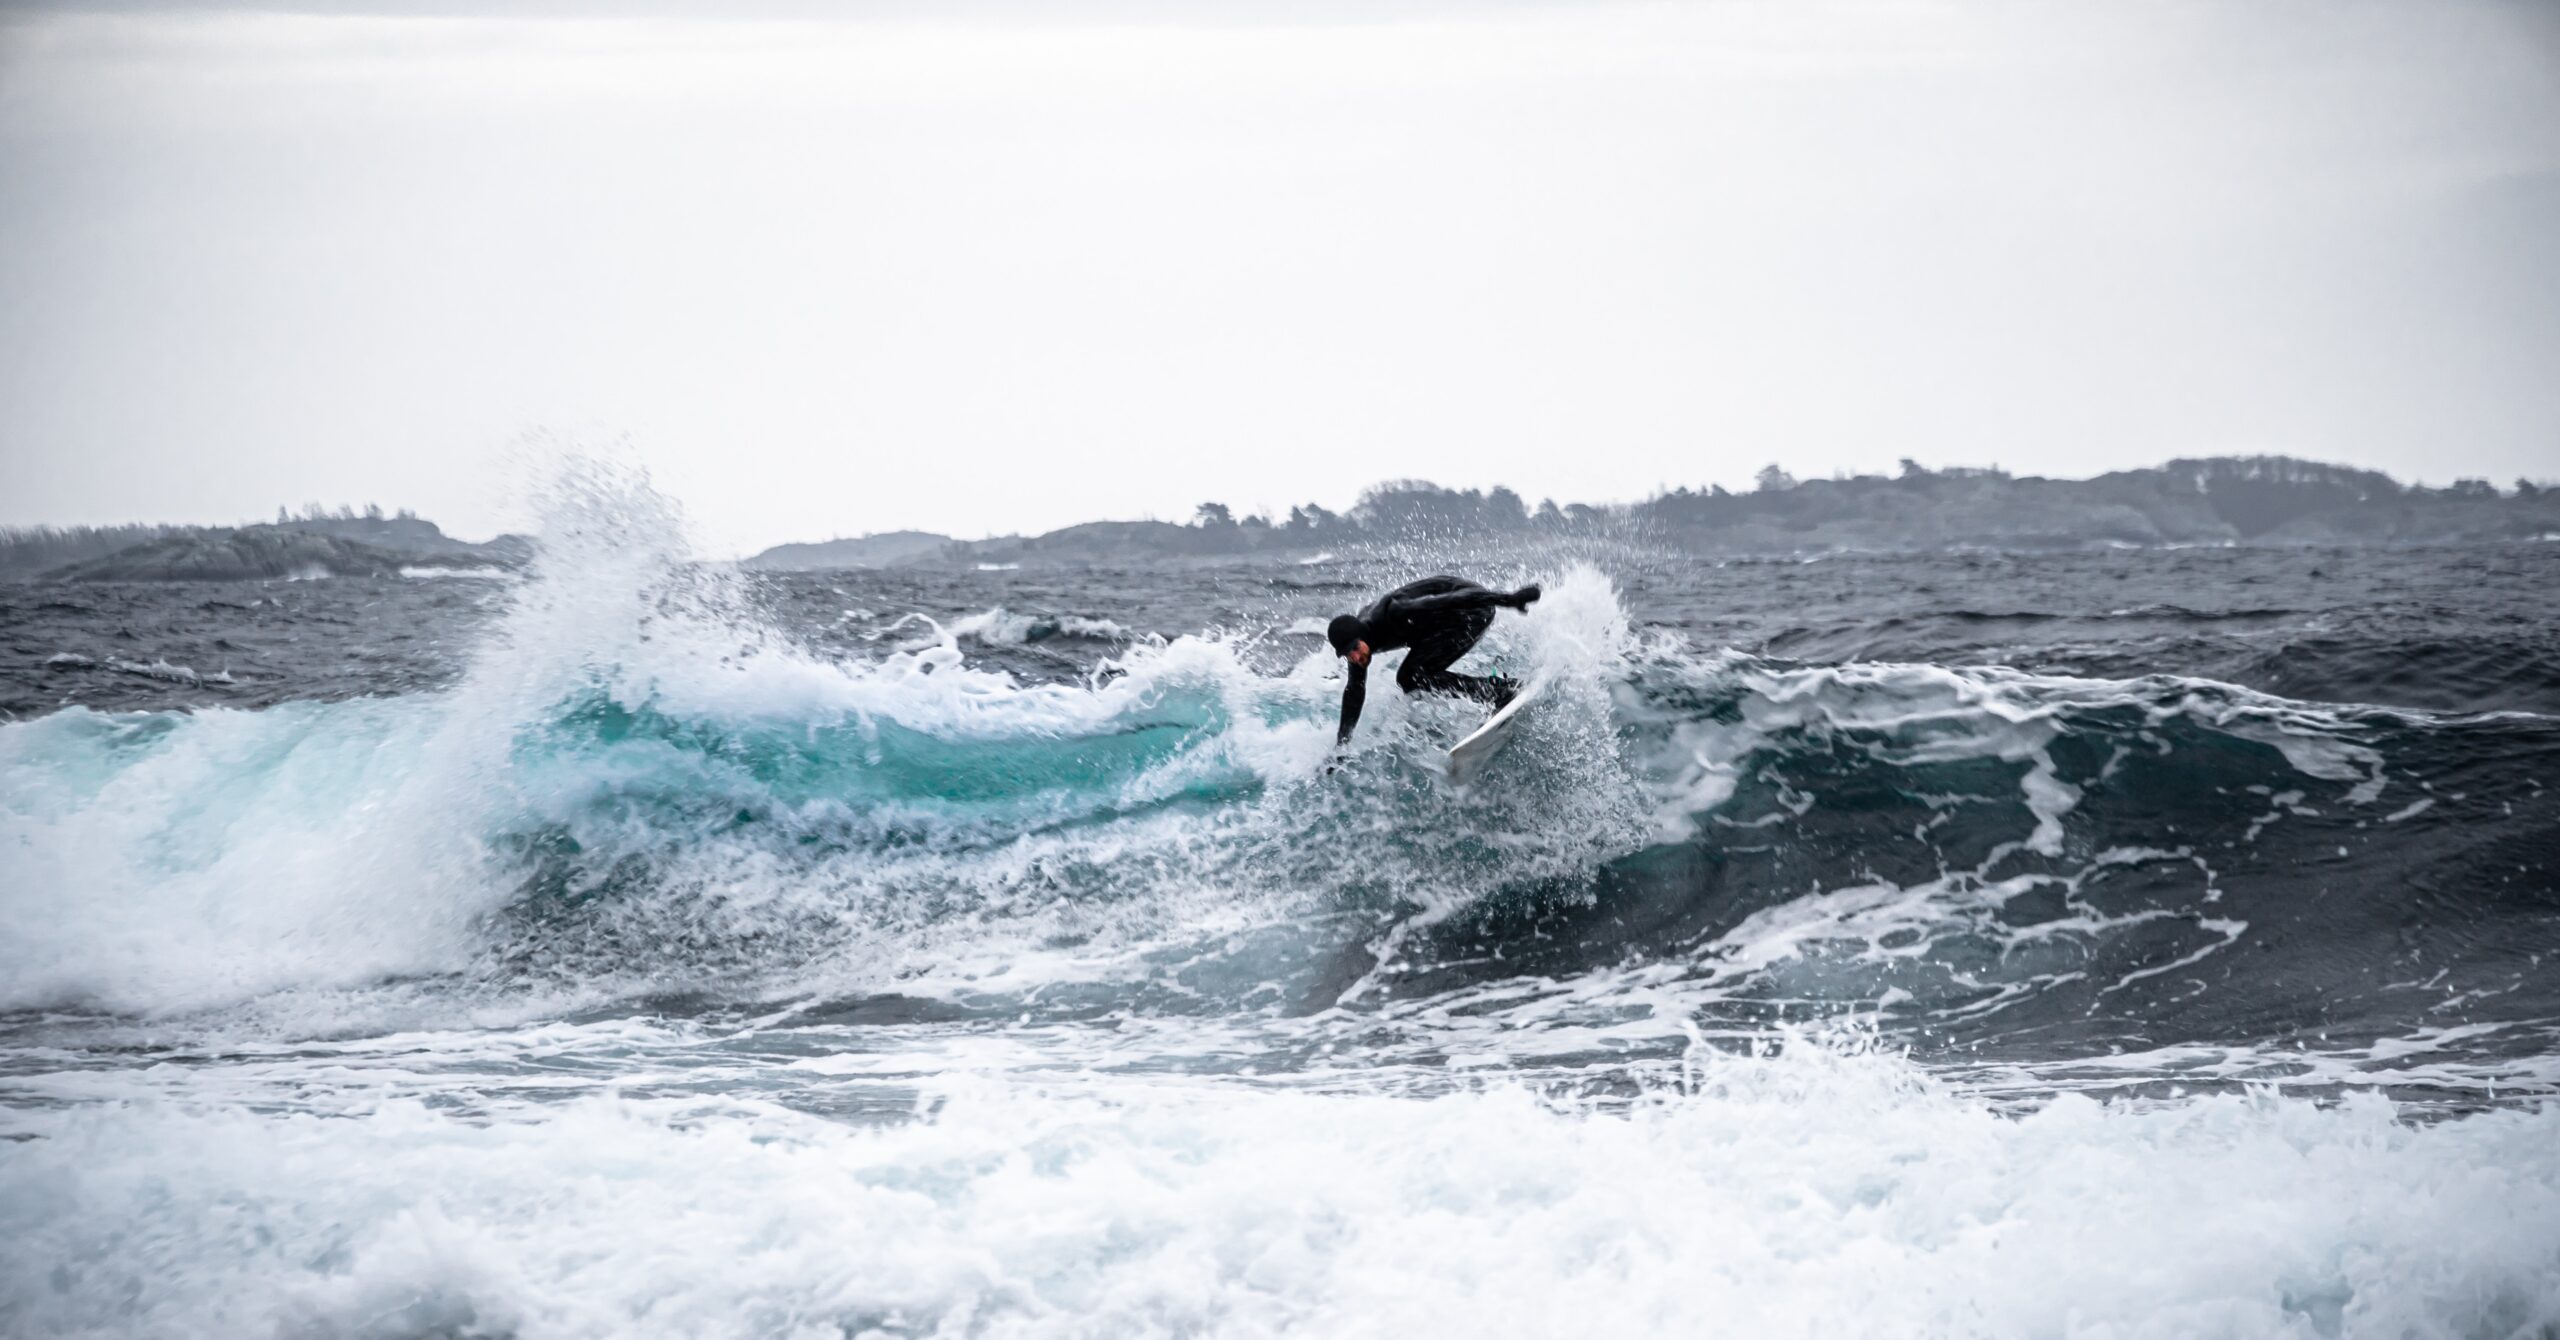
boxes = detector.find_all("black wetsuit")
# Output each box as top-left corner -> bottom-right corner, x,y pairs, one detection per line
1335,576 -> 1532,745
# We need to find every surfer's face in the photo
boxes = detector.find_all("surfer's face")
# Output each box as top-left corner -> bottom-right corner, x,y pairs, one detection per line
1347,641 -> 1370,667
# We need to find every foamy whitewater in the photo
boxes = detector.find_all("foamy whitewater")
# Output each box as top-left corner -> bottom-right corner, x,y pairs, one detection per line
5,471 -> 2558,1339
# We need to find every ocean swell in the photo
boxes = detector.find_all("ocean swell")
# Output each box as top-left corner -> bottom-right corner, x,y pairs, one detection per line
3,484 -> 2552,1108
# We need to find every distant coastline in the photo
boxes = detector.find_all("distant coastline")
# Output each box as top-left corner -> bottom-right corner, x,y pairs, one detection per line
0,509 -> 533,582
6,456 -> 2555,581
742,456 -> 2560,572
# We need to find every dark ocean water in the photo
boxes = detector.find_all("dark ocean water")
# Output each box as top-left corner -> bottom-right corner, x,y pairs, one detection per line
4,492 -> 2558,1338
15,542 -> 2560,717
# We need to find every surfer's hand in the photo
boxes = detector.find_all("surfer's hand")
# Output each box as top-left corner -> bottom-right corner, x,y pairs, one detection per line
1510,583 -> 1542,609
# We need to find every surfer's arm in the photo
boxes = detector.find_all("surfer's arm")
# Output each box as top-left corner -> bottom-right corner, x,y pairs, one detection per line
1337,661 -> 1368,746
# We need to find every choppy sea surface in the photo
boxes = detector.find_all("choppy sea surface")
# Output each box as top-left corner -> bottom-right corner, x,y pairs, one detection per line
5,480 -> 2559,1338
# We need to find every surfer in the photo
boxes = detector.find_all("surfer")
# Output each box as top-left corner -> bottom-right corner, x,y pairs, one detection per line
1327,576 -> 1541,745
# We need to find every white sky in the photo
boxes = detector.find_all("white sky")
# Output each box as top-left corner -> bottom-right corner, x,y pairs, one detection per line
2,0 -> 2555,555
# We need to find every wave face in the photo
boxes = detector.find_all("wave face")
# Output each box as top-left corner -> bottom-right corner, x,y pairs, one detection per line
5,473 -> 2559,1336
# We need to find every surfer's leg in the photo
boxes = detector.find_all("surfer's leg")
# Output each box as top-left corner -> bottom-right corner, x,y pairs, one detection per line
1402,664 -> 1507,704
1398,610 -> 1505,703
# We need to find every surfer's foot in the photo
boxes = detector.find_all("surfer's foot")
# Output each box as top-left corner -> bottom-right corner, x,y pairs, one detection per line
1490,677 -> 1520,711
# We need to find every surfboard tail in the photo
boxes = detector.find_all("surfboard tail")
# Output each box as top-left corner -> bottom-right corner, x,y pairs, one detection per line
1445,675 -> 1548,786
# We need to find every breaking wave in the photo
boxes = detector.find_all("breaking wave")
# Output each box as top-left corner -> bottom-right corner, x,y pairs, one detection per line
7,468 -> 2560,1337
4,473 -> 2553,1104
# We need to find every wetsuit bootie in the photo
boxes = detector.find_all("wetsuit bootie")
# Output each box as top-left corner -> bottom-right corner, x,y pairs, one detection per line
1490,677 -> 1520,712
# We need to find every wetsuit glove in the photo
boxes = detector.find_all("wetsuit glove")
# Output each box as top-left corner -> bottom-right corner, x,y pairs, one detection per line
1509,584 -> 1542,609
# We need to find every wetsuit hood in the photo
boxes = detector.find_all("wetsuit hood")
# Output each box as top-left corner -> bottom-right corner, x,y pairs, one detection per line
1326,614 -> 1366,657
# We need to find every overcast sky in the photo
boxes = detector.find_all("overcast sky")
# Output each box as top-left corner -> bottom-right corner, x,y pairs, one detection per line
2,0 -> 2555,554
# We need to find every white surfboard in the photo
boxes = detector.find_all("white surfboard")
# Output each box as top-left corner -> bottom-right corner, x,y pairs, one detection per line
1445,677 -> 1546,786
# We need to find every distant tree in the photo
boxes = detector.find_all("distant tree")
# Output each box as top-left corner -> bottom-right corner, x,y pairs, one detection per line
1354,480 -> 1487,533
2158,456 -> 2405,535
276,506 -> 290,524
364,502 -> 384,520
0,522 -> 207,576
1241,513 -> 1271,530
1193,502 -> 1235,528
1485,486 -> 1527,529
396,507 -> 418,521
2520,479 -> 2543,500
1898,458 -> 1931,480
1755,464 -> 1796,493
1285,503 -> 1342,533
2448,478 -> 2497,500
1534,498 -> 1564,526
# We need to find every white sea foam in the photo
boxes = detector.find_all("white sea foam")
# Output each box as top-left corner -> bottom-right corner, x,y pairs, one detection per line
877,607 -> 1135,652
3,1044 -> 2555,1340
0,462 -> 709,1014
948,607 -> 1132,646
400,564 -> 517,580
0,695 -> 500,1013
100,656 -> 235,686
1638,657 -> 2403,842
2218,715 -> 2390,805
1638,658 -> 2084,848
